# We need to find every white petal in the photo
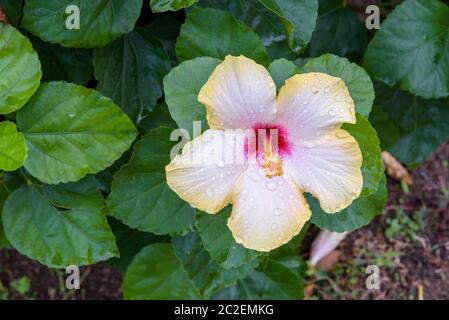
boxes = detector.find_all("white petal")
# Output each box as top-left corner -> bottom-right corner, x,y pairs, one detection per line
228,165 -> 311,252
198,55 -> 277,130
310,230 -> 348,266
284,129 -> 363,213
275,72 -> 356,144
166,129 -> 247,214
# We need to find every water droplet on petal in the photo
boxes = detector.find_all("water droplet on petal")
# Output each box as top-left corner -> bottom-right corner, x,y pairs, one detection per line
302,100 -> 309,105
312,86 -> 319,94
324,87 -> 330,93
271,223 -> 277,230
288,194 -> 295,200
235,237 -> 243,244
329,110 -> 335,116
216,160 -> 225,168
273,208 -> 283,216
206,188 -> 214,197
266,181 -> 277,191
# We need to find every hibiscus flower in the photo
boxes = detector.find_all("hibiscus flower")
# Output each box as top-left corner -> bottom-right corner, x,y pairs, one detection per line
166,55 -> 363,252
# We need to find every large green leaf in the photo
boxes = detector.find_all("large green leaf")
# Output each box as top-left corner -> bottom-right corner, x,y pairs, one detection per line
106,128 -> 195,235
308,0 -> 367,60
0,172 -> 26,248
268,58 -> 300,90
192,0 -> 293,60
150,0 -> 198,12
213,254 -> 305,299
370,83 -> 449,167
0,23 -> 42,114
172,232 -> 260,298
164,57 -> 220,135
196,207 -> 261,269
143,16 -> 182,64
363,0 -> 449,99
30,35 -> 93,85
107,217 -> 167,272
342,114 -> 383,197
176,7 -> 270,66
300,53 -> 375,117
0,121 -> 27,172
22,0 -> 143,48
138,102 -> 177,133
309,173 -> 387,232
259,0 -> 318,54
94,29 -> 172,121
2,177 -> 119,268
123,243 -> 200,299
0,0 -> 22,26
17,82 -> 137,184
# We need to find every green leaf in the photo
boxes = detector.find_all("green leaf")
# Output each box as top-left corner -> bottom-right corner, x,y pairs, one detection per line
138,102 -> 177,133
268,58 -> 300,90
196,207 -> 262,269
259,0 -> 318,54
309,173 -> 387,232
363,0 -> 449,99
370,83 -> 449,167
0,23 -> 42,115
213,254 -> 305,299
94,29 -> 172,121
0,172 -> 26,248
164,57 -> 220,135
150,0 -> 198,12
308,0 -> 367,60
342,114 -> 383,197
17,82 -> 137,184
143,16 -> 182,64
300,53 -> 375,117
0,121 -> 27,172
192,0 -> 293,60
0,0 -> 22,26
22,0 -> 143,48
106,128 -> 195,235
172,232 -> 260,298
2,177 -> 119,268
123,243 -> 200,299
107,217 -> 167,272
176,7 -> 270,66
30,35 -> 93,85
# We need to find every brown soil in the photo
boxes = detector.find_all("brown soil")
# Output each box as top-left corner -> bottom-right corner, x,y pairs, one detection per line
1,144 -> 449,300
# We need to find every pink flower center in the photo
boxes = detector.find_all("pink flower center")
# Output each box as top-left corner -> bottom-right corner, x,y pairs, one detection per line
245,123 -> 291,178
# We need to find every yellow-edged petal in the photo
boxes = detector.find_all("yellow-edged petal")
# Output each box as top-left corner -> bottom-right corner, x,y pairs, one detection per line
228,165 -> 311,252
284,129 -> 363,213
198,55 -> 277,130
275,72 -> 356,144
166,129 -> 247,214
